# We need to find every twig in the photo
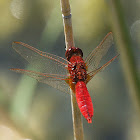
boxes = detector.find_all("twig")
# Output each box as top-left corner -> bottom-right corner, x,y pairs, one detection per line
107,1 -> 140,111
60,0 -> 84,140
60,0 -> 75,48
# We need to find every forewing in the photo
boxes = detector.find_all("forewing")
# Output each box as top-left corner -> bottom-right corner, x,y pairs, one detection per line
10,68 -> 70,94
12,42 -> 68,75
85,32 -> 114,73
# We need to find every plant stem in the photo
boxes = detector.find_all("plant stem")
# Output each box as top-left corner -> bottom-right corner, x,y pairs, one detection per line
107,1 -> 140,111
60,0 -> 75,48
60,0 -> 84,140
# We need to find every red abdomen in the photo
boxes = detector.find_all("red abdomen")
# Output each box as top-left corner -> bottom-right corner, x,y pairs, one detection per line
75,81 -> 94,123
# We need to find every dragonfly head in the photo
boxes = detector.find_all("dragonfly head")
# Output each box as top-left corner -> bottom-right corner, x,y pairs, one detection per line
65,47 -> 83,61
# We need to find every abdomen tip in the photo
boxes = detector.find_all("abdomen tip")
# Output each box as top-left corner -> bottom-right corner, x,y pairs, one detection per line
87,117 -> 92,123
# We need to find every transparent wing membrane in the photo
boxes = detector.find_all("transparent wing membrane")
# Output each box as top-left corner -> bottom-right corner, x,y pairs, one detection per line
86,54 -> 119,82
85,32 -> 114,73
12,42 -> 68,75
10,68 -> 70,94
85,32 -> 119,82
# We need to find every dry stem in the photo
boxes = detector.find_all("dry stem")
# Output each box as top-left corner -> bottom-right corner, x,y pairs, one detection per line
60,0 -> 84,140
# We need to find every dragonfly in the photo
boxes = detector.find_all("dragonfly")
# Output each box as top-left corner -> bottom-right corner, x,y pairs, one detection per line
11,32 -> 119,123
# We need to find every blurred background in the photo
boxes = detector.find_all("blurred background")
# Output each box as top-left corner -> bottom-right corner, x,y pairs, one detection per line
0,0 -> 140,140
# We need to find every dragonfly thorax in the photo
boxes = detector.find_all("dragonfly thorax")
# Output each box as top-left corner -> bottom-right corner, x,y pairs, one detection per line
68,55 -> 87,83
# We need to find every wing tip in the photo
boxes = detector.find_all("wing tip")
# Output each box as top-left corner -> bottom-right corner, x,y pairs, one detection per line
108,31 -> 113,35
12,41 -> 20,44
10,68 -> 15,71
113,54 -> 120,59
12,41 -> 21,49
10,68 -> 24,72
106,31 -> 113,39
10,68 -> 21,72
12,41 -> 21,45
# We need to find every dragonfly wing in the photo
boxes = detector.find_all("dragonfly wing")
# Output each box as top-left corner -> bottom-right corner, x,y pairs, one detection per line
11,68 -> 70,94
86,54 -> 119,83
12,42 -> 69,75
85,32 -> 115,73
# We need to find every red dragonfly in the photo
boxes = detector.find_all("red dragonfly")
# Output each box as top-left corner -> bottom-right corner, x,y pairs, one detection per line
11,32 -> 119,123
